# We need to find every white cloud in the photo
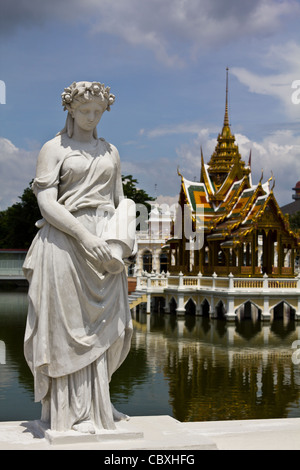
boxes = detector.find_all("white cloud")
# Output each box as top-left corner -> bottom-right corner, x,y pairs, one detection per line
141,123 -> 215,138
231,41 -> 300,119
2,0 -> 298,66
135,125 -> 300,206
88,0 -> 299,66
235,130 -> 300,204
0,138 -> 37,210
121,160 -> 145,177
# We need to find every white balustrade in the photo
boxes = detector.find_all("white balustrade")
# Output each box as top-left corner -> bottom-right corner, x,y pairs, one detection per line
137,272 -> 300,294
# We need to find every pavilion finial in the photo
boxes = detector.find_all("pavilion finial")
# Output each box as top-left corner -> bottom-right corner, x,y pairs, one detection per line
224,67 -> 229,127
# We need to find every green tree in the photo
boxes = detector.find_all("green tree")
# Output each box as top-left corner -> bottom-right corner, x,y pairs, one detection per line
122,174 -> 155,210
0,175 -> 155,248
0,181 -> 41,249
289,211 -> 300,232
122,174 -> 155,232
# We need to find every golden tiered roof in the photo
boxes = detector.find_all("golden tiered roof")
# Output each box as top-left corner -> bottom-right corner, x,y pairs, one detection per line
177,68 -> 298,247
204,68 -> 250,201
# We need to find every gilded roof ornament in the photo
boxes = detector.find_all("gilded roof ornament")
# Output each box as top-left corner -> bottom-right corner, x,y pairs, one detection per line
224,67 -> 230,127
206,68 -> 248,196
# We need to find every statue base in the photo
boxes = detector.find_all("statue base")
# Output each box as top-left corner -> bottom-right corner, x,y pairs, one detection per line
32,419 -> 144,445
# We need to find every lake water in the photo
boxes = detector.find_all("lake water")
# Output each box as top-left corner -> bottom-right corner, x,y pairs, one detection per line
1,289 -> 300,423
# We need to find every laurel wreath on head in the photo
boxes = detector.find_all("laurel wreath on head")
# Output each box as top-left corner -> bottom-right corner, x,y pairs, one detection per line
61,81 -> 115,111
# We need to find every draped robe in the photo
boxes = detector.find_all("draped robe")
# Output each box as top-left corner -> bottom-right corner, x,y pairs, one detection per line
23,136 -> 133,431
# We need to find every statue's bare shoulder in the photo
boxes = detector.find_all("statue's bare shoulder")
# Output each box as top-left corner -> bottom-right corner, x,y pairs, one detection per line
102,139 -> 120,164
36,135 -> 69,177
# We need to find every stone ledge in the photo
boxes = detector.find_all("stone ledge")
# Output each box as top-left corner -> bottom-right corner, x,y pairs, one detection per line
2,416 -> 300,450
32,419 -> 144,445
0,415 -> 217,450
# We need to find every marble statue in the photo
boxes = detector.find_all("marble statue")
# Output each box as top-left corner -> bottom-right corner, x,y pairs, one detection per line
23,81 -> 136,434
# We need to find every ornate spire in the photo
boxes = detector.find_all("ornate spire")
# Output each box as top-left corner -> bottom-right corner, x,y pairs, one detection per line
206,68 -> 249,196
224,67 -> 229,127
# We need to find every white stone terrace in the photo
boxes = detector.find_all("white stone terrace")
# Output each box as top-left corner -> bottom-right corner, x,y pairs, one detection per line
134,271 -> 300,321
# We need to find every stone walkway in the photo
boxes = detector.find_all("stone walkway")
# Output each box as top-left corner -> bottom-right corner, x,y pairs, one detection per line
1,415 -> 300,450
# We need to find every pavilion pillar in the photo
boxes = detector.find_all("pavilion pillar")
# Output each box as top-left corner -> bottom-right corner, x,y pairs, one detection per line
198,247 -> 204,274
291,248 -> 295,275
277,233 -> 282,276
246,242 -> 250,266
252,231 -> 257,276
237,244 -> 243,275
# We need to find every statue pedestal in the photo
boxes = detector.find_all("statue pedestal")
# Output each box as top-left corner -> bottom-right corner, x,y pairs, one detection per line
32,419 -> 144,445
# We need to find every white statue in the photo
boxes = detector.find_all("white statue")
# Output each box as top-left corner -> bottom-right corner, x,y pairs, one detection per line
23,81 -> 136,434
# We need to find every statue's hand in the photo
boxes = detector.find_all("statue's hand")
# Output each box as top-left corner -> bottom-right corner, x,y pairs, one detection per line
81,233 -> 112,262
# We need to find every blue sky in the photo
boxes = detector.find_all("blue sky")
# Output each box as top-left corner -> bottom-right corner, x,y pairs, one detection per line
0,0 -> 300,210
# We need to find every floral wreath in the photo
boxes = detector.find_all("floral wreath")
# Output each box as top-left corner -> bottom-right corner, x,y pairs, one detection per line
61,81 -> 115,111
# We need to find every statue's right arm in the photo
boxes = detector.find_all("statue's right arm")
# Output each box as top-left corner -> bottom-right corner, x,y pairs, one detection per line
35,140 -> 112,262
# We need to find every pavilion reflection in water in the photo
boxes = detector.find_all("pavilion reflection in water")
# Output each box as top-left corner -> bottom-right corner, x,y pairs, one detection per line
130,309 -> 300,422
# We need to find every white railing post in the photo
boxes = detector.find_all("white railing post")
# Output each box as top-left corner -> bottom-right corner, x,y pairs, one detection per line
228,272 -> 234,292
212,272 -> 217,290
263,273 -> 269,291
197,271 -> 202,289
178,271 -> 184,290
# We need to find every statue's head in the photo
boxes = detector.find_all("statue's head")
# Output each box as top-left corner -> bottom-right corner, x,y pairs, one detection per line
59,81 -> 115,138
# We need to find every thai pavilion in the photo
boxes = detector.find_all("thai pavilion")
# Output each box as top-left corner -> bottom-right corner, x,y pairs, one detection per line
130,72 -> 300,320
167,73 -> 299,279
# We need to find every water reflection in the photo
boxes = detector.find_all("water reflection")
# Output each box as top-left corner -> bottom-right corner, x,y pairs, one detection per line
0,290 -> 41,421
1,290 -> 300,423
113,309 -> 300,422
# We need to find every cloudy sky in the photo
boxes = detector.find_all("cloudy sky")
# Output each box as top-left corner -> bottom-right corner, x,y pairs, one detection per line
0,0 -> 300,210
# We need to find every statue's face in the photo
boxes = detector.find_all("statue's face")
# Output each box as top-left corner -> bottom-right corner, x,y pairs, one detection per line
72,100 -> 107,132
